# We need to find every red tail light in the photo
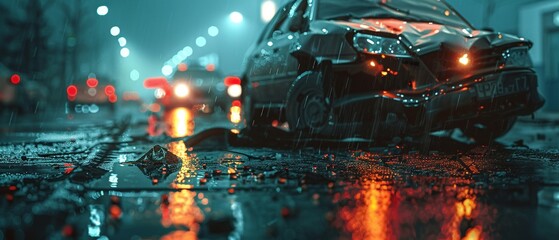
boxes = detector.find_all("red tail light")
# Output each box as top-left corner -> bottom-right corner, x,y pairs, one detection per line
144,77 -> 169,89
224,76 -> 241,86
67,85 -> 78,96
232,100 -> 241,107
178,63 -> 188,72
104,85 -> 116,96
10,74 -> 21,85
86,78 -> 98,88
109,94 -> 118,103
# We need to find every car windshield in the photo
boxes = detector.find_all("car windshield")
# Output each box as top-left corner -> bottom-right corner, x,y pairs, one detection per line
317,0 -> 472,29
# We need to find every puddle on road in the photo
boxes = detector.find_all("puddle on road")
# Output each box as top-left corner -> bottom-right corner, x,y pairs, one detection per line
82,141 -> 251,239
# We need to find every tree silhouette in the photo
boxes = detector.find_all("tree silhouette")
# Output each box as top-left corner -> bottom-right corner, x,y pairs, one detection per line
0,0 -> 55,77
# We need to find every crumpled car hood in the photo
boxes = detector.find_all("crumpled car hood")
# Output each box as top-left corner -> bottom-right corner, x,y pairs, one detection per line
335,18 -> 530,54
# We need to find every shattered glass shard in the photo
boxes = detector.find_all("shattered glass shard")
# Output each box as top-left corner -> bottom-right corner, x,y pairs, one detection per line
130,145 -> 183,182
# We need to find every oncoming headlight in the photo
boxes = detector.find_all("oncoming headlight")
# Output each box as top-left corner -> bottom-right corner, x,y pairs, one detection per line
174,83 -> 190,98
353,33 -> 410,57
227,85 -> 242,98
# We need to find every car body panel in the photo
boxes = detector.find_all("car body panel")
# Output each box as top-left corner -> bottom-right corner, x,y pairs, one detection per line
241,0 -> 545,137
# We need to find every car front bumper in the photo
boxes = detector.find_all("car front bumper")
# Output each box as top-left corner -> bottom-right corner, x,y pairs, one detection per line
331,69 -> 545,131
422,69 -> 545,128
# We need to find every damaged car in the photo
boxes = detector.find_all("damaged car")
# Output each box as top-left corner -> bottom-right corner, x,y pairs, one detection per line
241,0 -> 545,143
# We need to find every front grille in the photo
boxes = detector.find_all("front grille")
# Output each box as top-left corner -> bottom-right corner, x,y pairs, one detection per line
420,47 -> 505,82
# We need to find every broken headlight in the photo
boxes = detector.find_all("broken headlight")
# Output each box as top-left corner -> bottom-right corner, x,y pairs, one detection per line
502,47 -> 532,68
353,33 -> 410,57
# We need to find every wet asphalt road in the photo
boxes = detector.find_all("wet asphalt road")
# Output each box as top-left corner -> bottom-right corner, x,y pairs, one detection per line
1,105 -> 559,240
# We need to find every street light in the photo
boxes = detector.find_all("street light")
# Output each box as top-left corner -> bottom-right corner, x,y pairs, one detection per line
97,6 -> 108,16
196,36 -> 207,47
229,11 -> 244,24
110,26 -> 120,36
183,46 -> 193,57
130,69 -> 140,81
118,37 -> 127,47
261,0 -> 277,23
208,26 -> 219,37
162,65 -> 173,76
120,48 -> 130,58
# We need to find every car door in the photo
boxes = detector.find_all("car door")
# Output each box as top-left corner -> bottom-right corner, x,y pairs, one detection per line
246,1 -> 295,104
261,0 -> 310,105
251,0 -> 310,106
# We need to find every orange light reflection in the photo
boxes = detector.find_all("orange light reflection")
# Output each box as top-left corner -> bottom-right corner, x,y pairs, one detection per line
164,107 -> 195,138
336,178 -> 493,240
161,141 -> 204,239
338,183 -> 395,240
160,190 -> 204,240
167,140 -> 199,187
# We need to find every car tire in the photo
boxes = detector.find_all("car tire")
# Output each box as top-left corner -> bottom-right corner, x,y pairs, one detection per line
461,117 -> 517,144
286,71 -> 330,134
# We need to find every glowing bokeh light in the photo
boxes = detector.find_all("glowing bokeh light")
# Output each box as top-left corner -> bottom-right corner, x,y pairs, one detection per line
196,37 -> 206,47
229,11 -> 244,24
261,0 -> 277,23
118,37 -> 127,47
120,48 -> 130,58
130,69 -> 140,81
97,6 -> 108,16
162,65 -> 173,76
208,26 -> 219,37
110,26 -> 120,36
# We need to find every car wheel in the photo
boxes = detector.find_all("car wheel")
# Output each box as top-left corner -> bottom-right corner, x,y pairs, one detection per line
286,71 -> 329,134
461,117 -> 517,144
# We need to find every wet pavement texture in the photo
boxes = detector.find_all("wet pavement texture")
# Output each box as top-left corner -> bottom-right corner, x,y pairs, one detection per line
1,108 -> 559,240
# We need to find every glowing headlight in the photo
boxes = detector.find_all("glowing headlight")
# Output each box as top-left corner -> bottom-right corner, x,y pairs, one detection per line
227,85 -> 242,98
353,33 -> 410,57
174,84 -> 190,98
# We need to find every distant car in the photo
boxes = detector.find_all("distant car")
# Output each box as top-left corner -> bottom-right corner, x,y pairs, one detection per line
241,0 -> 545,143
223,75 -> 243,124
66,76 -> 118,114
1,66 -> 47,113
148,64 -> 235,113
